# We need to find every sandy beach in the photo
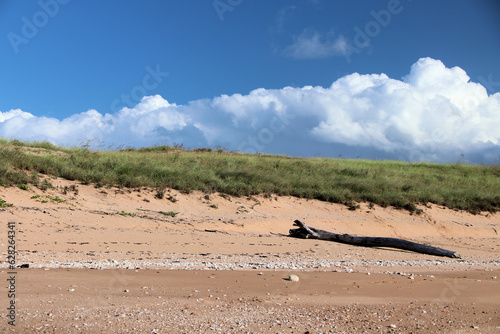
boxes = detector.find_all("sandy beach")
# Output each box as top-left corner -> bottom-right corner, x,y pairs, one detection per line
1,178 -> 499,333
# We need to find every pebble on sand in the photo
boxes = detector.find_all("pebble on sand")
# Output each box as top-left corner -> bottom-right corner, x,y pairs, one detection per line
288,274 -> 300,282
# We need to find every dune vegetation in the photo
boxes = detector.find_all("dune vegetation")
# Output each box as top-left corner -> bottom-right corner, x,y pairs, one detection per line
1,138 -> 499,214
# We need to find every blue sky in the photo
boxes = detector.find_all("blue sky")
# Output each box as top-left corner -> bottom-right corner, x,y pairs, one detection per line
1,0 -> 500,163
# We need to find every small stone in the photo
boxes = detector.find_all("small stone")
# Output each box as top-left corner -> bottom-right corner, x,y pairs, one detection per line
288,274 -> 299,282
389,324 -> 397,328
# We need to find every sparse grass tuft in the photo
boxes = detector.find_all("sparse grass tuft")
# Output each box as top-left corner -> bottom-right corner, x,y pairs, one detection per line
117,211 -> 136,216
0,197 -> 13,207
45,195 -> 66,203
159,211 -> 179,217
155,188 -> 165,199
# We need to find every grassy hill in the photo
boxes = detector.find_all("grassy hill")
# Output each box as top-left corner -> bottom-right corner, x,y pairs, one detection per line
1,138 -> 499,214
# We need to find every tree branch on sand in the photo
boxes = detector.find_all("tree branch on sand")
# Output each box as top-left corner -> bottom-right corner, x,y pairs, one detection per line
289,220 -> 461,259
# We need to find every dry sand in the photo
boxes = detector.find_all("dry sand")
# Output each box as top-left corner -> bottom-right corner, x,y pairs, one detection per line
1,178 -> 499,333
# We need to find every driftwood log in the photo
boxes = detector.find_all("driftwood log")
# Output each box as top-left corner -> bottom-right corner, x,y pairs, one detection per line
289,220 -> 461,259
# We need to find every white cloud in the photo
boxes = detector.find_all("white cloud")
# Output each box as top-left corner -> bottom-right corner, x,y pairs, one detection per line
283,29 -> 348,59
1,57 -> 499,163
0,97 -> 189,148
0,109 -> 34,122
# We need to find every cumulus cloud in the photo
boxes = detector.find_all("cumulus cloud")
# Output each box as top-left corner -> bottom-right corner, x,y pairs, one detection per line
1,57 -> 499,164
283,29 -> 348,59
0,98 -> 189,148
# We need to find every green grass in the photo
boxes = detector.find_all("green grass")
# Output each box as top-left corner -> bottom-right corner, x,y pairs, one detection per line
159,211 -> 179,217
117,211 -> 136,217
45,195 -> 66,203
30,194 -> 67,204
0,197 -> 13,208
1,138 -> 499,214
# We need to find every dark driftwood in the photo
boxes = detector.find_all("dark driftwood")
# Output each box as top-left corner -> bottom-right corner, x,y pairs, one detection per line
289,220 -> 461,259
